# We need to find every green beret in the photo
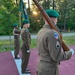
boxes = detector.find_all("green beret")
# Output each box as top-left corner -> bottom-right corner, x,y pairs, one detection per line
45,9 -> 59,18
13,24 -> 18,27
22,19 -> 30,25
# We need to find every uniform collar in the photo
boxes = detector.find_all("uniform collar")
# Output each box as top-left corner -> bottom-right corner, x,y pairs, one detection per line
14,28 -> 18,29
23,27 -> 27,29
43,24 -> 51,29
43,21 -> 56,29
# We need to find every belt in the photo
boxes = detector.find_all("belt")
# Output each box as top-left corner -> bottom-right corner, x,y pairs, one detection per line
40,60 -> 58,66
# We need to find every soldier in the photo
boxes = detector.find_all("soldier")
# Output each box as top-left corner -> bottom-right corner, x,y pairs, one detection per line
21,19 -> 31,74
13,24 -> 20,59
36,9 -> 74,75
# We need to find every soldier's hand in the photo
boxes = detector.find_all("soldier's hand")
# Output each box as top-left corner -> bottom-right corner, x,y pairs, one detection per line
27,50 -> 30,53
70,48 -> 74,56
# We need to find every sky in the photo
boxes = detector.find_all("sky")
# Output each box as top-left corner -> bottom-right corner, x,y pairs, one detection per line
14,0 -> 32,8
23,0 -> 32,8
23,0 -> 32,4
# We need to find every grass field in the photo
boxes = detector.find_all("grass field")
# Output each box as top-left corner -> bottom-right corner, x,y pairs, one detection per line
0,36 -> 75,52
63,36 -> 75,45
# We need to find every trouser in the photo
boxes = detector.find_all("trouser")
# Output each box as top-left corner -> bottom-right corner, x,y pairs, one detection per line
36,60 -> 59,75
21,49 -> 30,72
14,38 -> 20,57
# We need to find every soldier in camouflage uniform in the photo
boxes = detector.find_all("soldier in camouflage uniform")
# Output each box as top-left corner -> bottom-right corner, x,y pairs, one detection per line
13,24 -> 20,59
36,9 -> 74,75
21,20 -> 31,74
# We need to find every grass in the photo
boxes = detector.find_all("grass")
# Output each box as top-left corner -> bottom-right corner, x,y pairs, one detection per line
31,39 -> 36,48
63,36 -> 75,45
0,39 -> 36,52
0,40 -> 14,52
0,36 -> 75,52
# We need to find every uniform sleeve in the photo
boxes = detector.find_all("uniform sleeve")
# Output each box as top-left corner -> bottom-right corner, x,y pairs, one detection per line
47,30 -> 72,63
14,29 -> 20,34
25,29 -> 30,50
29,32 -> 31,44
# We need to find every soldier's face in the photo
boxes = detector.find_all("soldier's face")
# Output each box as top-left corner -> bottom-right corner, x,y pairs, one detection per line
15,26 -> 18,28
51,17 -> 57,25
24,23 -> 30,28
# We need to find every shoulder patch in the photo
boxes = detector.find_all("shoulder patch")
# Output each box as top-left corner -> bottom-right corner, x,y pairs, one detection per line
25,29 -> 29,32
56,41 -> 60,49
54,33 -> 59,39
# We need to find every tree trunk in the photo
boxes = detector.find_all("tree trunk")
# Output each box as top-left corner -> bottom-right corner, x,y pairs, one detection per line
64,16 -> 66,30
53,0 -> 55,9
28,0 -> 30,13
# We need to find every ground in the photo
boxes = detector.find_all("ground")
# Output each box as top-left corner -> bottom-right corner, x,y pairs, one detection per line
0,45 -> 75,75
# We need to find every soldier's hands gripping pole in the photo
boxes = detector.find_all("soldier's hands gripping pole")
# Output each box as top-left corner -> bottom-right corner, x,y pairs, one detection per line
33,0 -> 70,51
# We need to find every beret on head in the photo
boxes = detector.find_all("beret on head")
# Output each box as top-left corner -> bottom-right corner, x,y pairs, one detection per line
13,23 -> 18,27
45,9 -> 60,18
22,19 -> 30,25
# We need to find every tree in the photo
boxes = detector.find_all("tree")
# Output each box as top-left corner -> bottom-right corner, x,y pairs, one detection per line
57,0 -> 75,30
28,0 -> 30,13
37,0 -> 51,9
0,0 -> 19,35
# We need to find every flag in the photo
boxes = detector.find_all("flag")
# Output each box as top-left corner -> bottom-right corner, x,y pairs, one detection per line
19,0 -> 29,27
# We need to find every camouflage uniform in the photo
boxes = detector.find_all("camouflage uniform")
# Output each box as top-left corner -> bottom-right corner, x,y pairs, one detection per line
21,27 -> 31,72
13,28 -> 20,58
36,24 -> 72,75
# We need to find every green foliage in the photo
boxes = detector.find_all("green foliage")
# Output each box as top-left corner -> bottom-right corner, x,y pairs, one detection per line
30,39 -> 36,48
57,0 -> 75,30
0,35 -> 75,52
0,0 -> 75,35
63,36 -> 75,45
0,0 -> 19,35
0,38 -> 36,52
0,40 -> 14,52
28,5 -> 44,33
29,13 -> 44,33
